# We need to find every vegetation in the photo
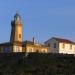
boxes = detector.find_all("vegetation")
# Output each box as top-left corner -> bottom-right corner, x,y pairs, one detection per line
0,52 -> 75,75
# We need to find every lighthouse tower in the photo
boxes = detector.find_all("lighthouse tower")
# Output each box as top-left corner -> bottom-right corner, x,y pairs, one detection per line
10,13 -> 23,52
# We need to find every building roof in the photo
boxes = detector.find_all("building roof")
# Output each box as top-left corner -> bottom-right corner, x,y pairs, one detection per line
23,40 -> 34,45
0,42 -> 11,46
0,41 -> 22,46
23,40 -> 48,47
45,37 -> 75,44
52,37 -> 75,44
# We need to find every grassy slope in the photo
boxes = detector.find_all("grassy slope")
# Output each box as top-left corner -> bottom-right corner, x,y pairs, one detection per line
0,53 -> 75,75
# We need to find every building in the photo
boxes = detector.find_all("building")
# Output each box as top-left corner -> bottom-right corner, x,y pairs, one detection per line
45,37 -> 75,54
22,38 -> 48,53
0,13 -> 48,53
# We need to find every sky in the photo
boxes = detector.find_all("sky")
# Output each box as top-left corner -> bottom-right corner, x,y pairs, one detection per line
0,0 -> 75,43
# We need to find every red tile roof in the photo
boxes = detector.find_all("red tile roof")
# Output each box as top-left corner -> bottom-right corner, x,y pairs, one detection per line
53,37 -> 75,44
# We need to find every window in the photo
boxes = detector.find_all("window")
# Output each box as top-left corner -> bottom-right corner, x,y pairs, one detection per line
54,43 -> 56,48
43,50 -> 46,53
48,43 -> 50,47
29,49 -> 33,52
19,34 -> 21,38
62,43 -> 65,49
36,50 -> 39,53
70,44 -> 72,49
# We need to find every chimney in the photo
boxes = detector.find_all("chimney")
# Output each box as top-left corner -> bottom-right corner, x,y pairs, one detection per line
33,37 -> 35,44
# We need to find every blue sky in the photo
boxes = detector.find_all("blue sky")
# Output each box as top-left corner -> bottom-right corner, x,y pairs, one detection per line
0,0 -> 75,43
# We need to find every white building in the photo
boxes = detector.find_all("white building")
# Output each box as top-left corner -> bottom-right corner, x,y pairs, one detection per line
44,37 -> 75,54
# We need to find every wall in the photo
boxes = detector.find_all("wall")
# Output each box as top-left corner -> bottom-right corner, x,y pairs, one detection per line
45,38 -> 59,53
13,46 -> 22,52
25,44 -> 48,53
59,43 -> 75,54
0,46 -> 12,53
16,25 -> 22,42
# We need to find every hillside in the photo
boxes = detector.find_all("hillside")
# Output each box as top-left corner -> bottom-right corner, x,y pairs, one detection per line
0,53 -> 75,75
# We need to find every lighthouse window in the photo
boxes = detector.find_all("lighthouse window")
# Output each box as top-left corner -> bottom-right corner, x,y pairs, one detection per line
19,34 -> 21,38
